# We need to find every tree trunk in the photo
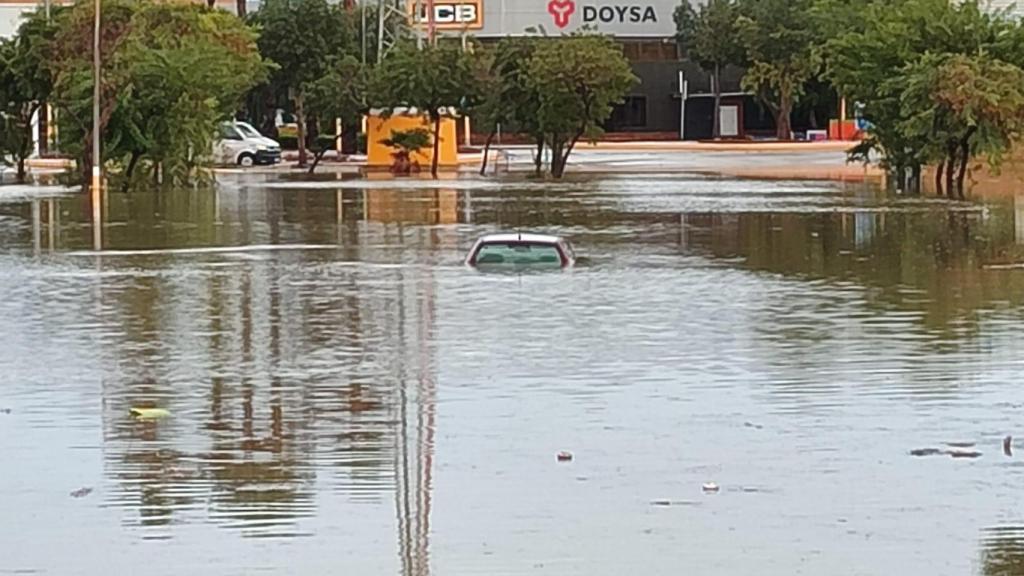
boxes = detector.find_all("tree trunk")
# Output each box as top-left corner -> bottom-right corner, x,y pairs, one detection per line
533,136 -> 544,177
776,90 -> 793,140
309,135 -> 342,174
711,63 -> 721,140
479,130 -> 496,176
945,141 -> 957,199
934,157 -> 944,197
122,150 -> 142,192
80,142 -> 94,189
955,127 -> 976,200
550,137 -> 568,178
431,114 -> 441,178
295,91 -> 307,167
910,164 -> 921,195
235,0 -> 246,17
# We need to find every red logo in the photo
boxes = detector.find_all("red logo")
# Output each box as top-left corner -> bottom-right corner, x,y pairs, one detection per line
547,0 -> 575,28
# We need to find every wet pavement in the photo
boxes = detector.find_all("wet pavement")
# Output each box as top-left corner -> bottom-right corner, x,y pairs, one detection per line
2,171 -> 1024,575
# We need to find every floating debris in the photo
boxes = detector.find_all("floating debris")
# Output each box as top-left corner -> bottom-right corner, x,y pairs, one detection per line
743,421 -> 764,430
556,451 -> 573,462
0,408 -> 10,414
69,487 -> 93,498
1005,436 -> 1013,457
948,449 -> 983,459
130,407 -> 171,420
702,482 -> 720,493
910,448 -> 944,457
946,441 -> 976,448
650,499 -> 700,507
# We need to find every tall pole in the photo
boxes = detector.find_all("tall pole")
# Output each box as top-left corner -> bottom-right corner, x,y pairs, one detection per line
91,0 -> 101,194
425,0 -> 434,45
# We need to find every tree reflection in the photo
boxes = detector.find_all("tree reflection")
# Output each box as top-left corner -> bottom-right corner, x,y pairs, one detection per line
981,527 -> 1024,576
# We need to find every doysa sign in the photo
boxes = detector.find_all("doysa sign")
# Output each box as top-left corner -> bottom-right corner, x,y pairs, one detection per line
471,0 -> 679,37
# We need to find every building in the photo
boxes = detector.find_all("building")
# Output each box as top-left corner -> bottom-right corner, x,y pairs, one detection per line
0,0 -> 830,140
410,0 -> 775,139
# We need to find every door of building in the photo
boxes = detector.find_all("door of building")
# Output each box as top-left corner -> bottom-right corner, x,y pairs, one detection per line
720,105 -> 740,138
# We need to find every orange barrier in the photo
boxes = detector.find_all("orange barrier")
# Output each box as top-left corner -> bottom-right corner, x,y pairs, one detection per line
366,114 -> 459,168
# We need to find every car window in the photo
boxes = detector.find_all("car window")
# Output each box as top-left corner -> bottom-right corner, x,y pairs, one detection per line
474,242 -> 562,266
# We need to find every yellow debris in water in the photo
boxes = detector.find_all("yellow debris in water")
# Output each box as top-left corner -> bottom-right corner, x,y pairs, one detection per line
130,407 -> 171,420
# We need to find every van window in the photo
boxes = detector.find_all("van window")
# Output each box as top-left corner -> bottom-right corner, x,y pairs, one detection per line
235,123 -> 262,139
219,125 -> 243,140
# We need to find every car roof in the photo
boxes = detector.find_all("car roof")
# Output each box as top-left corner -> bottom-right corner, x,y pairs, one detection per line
476,233 -> 564,244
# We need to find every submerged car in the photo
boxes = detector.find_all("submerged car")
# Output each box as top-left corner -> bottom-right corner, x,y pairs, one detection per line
466,233 -> 576,268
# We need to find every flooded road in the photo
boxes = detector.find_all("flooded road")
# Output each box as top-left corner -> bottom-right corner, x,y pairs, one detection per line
2,172 -> 1024,575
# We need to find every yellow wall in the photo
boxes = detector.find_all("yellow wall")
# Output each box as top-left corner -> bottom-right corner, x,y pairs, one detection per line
366,115 -> 459,167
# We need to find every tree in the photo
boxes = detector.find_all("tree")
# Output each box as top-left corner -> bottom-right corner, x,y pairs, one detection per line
0,10 -> 58,183
675,0 -> 744,139
899,53 -> 1024,198
251,0 -> 356,167
48,0 -> 267,187
823,0 -> 1024,194
527,35 -> 636,178
736,0 -> 818,140
474,38 -> 545,176
370,41 -> 484,178
380,127 -> 430,174
305,55 -> 366,172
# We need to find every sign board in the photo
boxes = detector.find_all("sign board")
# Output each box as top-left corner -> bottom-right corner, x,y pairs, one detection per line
467,0 -> 679,38
407,0 -> 484,30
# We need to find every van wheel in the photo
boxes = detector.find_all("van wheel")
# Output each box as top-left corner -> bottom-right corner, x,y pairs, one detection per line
238,153 -> 255,167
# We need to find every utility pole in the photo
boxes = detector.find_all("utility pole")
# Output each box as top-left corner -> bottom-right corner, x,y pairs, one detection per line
91,0 -> 101,195
426,0 -> 434,45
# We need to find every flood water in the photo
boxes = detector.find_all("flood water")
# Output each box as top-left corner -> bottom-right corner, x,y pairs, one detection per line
2,170 -> 1024,575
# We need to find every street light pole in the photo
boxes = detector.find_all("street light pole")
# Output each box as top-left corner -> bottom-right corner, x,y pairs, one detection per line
91,0 -> 101,194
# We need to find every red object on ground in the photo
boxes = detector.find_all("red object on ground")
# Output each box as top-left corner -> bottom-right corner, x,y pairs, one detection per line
829,119 -> 861,141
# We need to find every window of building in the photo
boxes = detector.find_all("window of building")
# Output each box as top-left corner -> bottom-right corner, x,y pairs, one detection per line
621,40 -> 679,62
608,96 -> 648,130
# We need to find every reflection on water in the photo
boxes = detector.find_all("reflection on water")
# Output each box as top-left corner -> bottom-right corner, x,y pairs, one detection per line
3,174 -> 1024,575
982,527 -> 1024,576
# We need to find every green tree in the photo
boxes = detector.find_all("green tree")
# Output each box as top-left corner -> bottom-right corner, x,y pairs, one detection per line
527,35 -> 636,178
737,0 -> 818,140
380,127 -> 430,174
899,53 -> 1024,198
823,0 -> 1024,194
251,0 -> 356,167
370,41 -> 484,177
48,0 -> 267,187
474,38 -> 545,176
675,0 -> 744,139
305,55 -> 366,172
0,10 -> 58,183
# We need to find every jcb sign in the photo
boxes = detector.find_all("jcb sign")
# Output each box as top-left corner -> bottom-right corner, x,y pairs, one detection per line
407,0 -> 483,29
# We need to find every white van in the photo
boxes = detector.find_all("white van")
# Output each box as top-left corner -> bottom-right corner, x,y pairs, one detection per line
215,121 -> 282,167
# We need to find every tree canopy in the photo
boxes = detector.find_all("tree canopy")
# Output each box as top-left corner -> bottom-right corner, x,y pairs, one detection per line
527,34 -> 636,178
250,0 -> 357,166
369,41 -> 485,177
675,0 -> 744,139
823,0 -> 1024,196
736,0 -> 818,140
0,10 -> 58,182
45,0 -> 267,187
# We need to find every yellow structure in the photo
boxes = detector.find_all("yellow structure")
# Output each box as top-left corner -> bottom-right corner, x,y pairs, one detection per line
366,113 -> 459,168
